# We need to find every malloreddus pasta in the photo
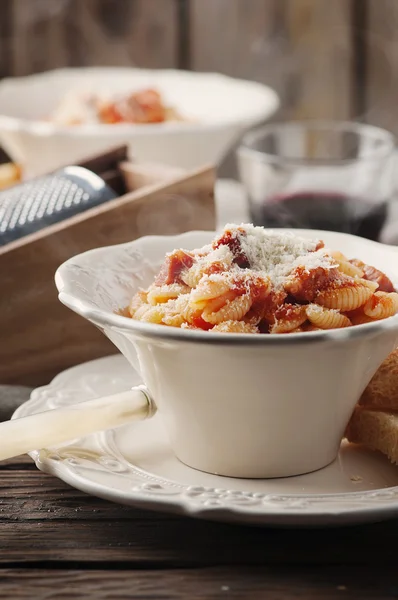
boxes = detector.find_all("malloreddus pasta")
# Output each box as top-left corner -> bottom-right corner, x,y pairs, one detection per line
128,224 -> 398,334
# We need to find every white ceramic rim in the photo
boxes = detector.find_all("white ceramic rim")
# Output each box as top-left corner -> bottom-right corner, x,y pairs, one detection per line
55,228 -> 398,346
0,67 -> 280,135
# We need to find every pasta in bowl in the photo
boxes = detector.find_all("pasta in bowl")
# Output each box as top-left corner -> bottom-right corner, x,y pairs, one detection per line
127,224 -> 398,334
55,226 -> 398,478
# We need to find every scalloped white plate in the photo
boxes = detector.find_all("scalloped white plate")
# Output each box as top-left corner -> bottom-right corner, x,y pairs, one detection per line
13,355 -> 398,527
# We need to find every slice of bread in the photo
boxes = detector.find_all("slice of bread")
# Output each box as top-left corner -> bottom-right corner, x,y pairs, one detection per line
345,407 -> 398,465
359,349 -> 398,410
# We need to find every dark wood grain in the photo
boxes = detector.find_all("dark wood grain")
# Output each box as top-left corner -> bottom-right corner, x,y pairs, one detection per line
0,566 -> 397,600
1,458 -> 398,568
2,515 -> 398,567
189,0 -> 357,178
1,455 -> 398,599
189,0 -> 355,121
0,0 -> 13,79
0,454 -> 34,467
10,0 -> 178,75
362,0 -> 398,134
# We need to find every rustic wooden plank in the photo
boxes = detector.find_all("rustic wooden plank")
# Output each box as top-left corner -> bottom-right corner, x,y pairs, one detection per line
362,0 -> 398,134
3,517 -> 398,566
0,566 -> 396,599
1,465 -> 398,566
10,0 -> 178,76
0,455 -> 34,468
0,469 -> 172,521
189,0 -> 355,121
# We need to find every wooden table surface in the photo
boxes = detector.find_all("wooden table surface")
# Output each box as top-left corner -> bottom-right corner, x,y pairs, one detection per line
0,451 -> 398,599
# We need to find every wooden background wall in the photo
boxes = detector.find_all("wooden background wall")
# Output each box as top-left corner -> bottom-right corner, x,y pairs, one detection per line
0,0 -> 397,153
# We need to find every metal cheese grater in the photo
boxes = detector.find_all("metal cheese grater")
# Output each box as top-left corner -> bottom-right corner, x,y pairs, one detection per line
0,165 -> 118,246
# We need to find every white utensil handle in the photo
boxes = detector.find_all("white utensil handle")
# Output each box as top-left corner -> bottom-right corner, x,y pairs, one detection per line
0,385 -> 155,462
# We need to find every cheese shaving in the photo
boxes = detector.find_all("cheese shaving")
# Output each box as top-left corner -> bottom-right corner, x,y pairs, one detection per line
222,223 -> 335,288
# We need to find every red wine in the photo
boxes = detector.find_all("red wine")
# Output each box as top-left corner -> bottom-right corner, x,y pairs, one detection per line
251,191 -> 388,241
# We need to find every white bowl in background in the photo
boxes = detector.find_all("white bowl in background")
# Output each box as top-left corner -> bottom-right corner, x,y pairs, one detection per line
0,67 -> 279,176
55,229 -> 398,479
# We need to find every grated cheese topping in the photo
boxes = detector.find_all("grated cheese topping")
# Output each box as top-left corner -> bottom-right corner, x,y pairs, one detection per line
222,223 -> 335,288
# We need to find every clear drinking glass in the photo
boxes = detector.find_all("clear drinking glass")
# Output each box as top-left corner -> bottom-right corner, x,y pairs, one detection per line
236,121 -> 396,241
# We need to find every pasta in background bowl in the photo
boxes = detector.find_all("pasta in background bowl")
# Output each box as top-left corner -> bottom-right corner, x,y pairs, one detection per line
55,227 -> 398,479
0,67 -> 279,175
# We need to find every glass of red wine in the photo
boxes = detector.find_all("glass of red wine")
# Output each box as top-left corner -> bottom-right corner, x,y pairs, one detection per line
236,121 -> 396,241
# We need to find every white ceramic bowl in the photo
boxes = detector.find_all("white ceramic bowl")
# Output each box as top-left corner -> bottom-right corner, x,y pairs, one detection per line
0,67 -> 279,176
55,229 -> 398,479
